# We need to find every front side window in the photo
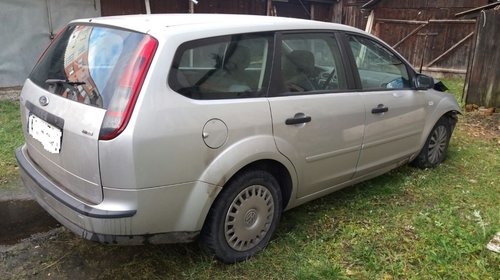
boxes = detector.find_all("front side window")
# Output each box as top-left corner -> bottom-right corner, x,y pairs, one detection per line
169,34 -> 271,99
278,33 -> 348,94
347,35 -> 410,90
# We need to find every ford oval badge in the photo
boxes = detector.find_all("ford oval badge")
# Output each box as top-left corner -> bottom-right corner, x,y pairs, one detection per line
39,96 -> 49,106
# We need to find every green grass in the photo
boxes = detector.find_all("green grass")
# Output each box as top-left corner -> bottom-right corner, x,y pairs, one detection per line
441,78 -> 465,108
2,123 -> 496,279
1,81 -> 498,279
0,100 -> 23,187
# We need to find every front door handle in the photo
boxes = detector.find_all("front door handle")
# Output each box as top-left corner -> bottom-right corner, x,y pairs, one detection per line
371,104 -> 389,114
285,113 -> 312,125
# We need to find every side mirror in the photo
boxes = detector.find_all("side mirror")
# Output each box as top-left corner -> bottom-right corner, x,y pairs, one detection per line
414,74 -> 434,90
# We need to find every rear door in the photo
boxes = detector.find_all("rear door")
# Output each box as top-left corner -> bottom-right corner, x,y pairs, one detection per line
268,32 -> 365,197
20,24 -> 152,204
345,34 -> 427,177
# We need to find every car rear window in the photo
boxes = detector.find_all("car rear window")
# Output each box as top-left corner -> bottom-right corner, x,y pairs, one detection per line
29,24 -> 148,109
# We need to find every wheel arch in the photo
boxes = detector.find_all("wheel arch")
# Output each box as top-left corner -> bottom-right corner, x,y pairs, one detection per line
198,162 -> 290,263
414,109 -> 458,160
194,135 -> 298,230
224,159 -> 294,210
418,94 -> 461,150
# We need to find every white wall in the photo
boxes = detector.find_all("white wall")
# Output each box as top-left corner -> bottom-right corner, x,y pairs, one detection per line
0,0 -> 101,87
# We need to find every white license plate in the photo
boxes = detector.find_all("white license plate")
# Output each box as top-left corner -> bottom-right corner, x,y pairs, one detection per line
28,113 -> 62,154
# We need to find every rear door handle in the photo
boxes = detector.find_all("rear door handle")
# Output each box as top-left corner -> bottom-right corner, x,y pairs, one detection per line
285,113 -> 312,125
371,104 -> 389,114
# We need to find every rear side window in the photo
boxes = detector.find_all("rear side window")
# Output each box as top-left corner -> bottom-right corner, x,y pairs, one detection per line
169,34 -> 272,99
29,25 -> 149,109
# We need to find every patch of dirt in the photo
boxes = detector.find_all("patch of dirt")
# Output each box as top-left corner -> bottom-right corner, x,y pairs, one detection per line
0,227 -> 202,279
460,112 -> 500,143
0,87 -> 21,101
0,228 -> 81,279
0,199 -> 59,245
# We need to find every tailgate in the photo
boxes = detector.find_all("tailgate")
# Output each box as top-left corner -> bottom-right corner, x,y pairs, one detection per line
19,24 -> 156,204
20,79 -> 105,204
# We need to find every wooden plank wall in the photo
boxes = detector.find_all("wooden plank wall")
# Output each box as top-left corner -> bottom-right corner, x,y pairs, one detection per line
273,0 -> 310,19
464,7 -> 500,108
342,0 -> 369,29
100,0 -> 369,27
311,2 -> 333,22
101,0 -> 146,16
371,0 -> 488,76
149,0 -> 188,13
102,0 -> 268,15
194,0 -> 267,15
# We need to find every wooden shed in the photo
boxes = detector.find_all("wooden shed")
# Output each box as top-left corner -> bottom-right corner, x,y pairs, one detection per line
99,0 -> 373,28
362,0 -> 491,78
458,3 -> 500,108
99,0 -> 497,84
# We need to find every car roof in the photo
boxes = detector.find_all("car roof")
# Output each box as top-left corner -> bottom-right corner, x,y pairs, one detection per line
72,13 -> 362,35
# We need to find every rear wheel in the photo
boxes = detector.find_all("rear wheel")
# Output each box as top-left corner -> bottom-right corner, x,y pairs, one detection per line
412,117 -> 452,168
200,170 -> 282,263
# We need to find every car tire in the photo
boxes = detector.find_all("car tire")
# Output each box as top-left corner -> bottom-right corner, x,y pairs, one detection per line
411,116 -> 452,169
200,169 -> 282,263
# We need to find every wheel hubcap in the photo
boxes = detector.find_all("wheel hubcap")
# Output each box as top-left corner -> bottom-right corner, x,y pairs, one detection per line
428,125 -> 448,164
244,209 -> 258,226
224,185 -> 275,251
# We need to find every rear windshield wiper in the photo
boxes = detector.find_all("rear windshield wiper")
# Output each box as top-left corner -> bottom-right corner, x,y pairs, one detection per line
45,79 -> 86,86
45,79 -> 86,97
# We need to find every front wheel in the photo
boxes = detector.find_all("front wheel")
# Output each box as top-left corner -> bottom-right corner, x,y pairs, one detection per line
200,170 -> 282,263
412,116 -> 453,168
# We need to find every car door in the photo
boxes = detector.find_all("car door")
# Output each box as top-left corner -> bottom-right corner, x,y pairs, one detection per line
268,32 -> 365,198
345,34 -> 427,177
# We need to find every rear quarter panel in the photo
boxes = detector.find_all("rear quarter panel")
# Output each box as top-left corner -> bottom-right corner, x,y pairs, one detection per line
98,32 -> 297,195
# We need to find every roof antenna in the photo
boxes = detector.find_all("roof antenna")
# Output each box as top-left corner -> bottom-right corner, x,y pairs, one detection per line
419,33 -> 429,74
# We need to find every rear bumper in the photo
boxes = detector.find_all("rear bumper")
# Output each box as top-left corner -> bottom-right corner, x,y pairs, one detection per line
16,145 -> 219,244
16,147 -> 136,219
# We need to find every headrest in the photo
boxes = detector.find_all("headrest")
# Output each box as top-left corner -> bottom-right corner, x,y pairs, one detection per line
288,50 -> 315,73
224,46 -> 251,72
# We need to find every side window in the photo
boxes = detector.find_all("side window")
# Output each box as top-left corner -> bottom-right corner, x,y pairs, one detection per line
279,33 -> 347,94
169,34 -> 271,99
347,35 -> 410,90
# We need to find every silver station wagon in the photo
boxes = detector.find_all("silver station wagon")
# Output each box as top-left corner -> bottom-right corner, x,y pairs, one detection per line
16,14 -> 460,263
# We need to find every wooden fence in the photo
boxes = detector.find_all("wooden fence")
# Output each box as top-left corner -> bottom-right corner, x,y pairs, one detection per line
464,6 -> 500,108
368,0 -> 488,77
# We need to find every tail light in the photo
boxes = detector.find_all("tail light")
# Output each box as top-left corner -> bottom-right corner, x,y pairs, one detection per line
99,35 -> 158,140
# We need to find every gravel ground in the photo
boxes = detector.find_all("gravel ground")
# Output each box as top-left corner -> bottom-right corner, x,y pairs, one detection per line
0,87 -> 21,101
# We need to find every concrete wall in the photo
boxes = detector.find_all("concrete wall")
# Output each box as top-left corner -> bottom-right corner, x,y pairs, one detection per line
0,0 -> 101,87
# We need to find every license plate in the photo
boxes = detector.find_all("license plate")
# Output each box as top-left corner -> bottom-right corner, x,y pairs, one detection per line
28,113 -> 62,154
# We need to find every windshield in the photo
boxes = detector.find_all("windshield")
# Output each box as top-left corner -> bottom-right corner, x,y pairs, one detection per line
29,24 -> 147,109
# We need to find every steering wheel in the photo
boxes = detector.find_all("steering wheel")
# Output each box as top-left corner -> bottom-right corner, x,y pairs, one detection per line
322,68 -> 336,90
